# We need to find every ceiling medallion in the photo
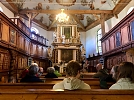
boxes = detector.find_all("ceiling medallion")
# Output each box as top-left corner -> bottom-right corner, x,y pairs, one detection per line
56,9 -> 69,23
56,0 -> 76,6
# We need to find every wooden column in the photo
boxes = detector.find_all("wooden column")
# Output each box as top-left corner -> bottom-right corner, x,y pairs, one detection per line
8,49 -> 17,83
26,13 -> 38,28
100,13 -> 105,36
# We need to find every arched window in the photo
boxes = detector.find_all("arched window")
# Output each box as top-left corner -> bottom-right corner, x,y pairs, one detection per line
96,29 -> 102,53
0,7 -> 3,12
31,27 -> 39,34
127,7 -> 134,15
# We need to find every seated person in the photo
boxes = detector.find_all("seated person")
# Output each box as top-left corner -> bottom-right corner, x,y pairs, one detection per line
54,65 -> 62,77
93,63 -> 108,78
109,62 -> 134,89
20,63 -> 43,82
100,65 -> 119,89
20,66 -> 29,78
110,65 -> 119,81
53,60 -> 91,90
83,60 -> 89,72
45,67 -> 58,78
37,67 -> 44,77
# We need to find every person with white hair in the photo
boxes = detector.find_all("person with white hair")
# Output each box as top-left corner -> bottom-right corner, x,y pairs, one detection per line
20,63 -> 43,82
45,67 -> 58,78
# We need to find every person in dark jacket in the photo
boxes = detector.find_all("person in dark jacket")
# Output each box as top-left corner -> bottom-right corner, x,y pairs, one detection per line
45,67 -> 58,78
100,65 -> 119,89
20,63 -> 43,82
92,63 -> 108,78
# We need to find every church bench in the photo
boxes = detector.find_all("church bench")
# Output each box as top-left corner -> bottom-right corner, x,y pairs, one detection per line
0,78 -> 114,89
0,89 -> 134,100
81,72 -> 96,78
44,78 -> 103,89
41,72 -> 95,78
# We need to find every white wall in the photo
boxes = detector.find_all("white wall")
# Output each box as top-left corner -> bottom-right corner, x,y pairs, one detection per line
86,25 -> 101,58
31,24 -> 48,38
86,0 -> 134,57
0,2 -> 14,18
47,31 -> 53,46
80,32 -> 86,49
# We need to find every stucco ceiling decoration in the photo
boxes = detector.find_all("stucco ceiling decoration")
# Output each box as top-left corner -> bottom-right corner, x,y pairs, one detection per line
11,0 -> 25,10
48,0 -> 54,3
81,0 -> 95,10
33,3 -> 43,10
76,14 -> 84,20
56,0 -> 76,6
49,14 -> 56,22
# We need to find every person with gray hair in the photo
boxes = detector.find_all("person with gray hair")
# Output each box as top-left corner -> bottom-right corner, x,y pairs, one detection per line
45,67 -> 58,78
93,63 -> 108,78
20,63 -> 43,82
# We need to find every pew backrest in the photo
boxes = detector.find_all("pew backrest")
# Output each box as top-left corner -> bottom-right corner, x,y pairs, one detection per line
0,89 -> 134,100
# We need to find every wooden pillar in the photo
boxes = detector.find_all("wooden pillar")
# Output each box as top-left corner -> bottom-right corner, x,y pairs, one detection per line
26,13 -> 32,28
100,13 -> 105,36
26,13 -> 38,28
8,49 -> 17,83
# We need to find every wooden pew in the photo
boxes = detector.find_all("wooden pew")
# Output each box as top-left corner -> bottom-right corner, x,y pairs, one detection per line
41,72 -> 96,78
0,89 -> 134,100
0,83 -> 54,89
81,72 -> 96,78
0,78 -> 114,89
44,78 -> 102,89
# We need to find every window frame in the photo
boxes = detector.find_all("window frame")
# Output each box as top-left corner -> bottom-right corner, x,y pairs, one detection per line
96,28 -> 102,53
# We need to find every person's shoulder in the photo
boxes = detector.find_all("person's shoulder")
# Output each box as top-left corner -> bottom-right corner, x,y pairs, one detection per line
53,81 -> 64,89
54,71 -> 62,77
36,77 -> 43,82
92,72 -> 101,78
109,83 -> 121,89
81,82 -> 91,89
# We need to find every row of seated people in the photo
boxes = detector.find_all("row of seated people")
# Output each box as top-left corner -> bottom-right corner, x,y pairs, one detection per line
21,64 -> 62,78
20,60 -> 134,90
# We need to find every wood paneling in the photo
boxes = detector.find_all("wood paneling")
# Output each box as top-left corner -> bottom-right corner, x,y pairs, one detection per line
0,12 -> 49,79
109,35 -> 115,50
9,27 -> 16,45
121,25 -> 129,45
102,42 -> 105,54
2,21 -> 9,42
105,39 -> 109,52
130,20 -> 134,40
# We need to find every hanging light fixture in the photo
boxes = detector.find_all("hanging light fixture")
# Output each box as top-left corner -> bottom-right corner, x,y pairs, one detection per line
56,9 -> 69,23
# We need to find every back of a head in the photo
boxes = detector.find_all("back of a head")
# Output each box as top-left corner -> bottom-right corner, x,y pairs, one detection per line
110,65 -> 119,80
29,63 -> 39,76
118,62 -> 134,82
54,65 -> 59,71
47,67 -> 55,73
96,63 -> 102,71
66,60 -> 81,77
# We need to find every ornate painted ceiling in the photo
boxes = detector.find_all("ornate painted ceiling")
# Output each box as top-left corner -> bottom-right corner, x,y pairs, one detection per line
1,0 -> 131,31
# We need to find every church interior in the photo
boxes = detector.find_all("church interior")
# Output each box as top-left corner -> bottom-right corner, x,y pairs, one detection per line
0,0 -> 134,99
